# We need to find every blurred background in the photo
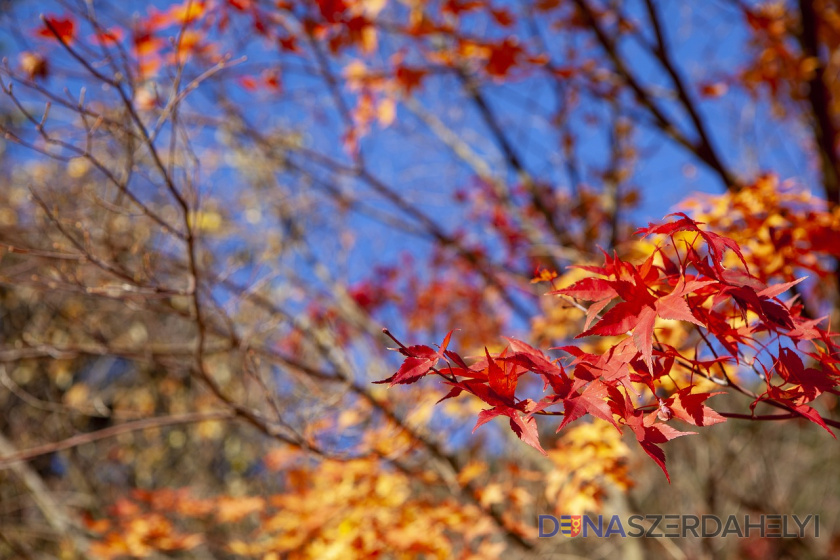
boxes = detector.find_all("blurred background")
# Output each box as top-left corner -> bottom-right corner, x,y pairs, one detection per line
0,0 -> 838,558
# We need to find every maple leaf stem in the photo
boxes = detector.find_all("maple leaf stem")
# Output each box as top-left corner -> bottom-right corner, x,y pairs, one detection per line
756,398 -> 840,429
382,328 -> 408,350
555,293 -> 591,315
431,367 -> 459,384
670,235 -> 684,271
694,325 -> 737,385
688,327 -> 785,406
665,347 -> 730,388
682,327 -> 840,428
719,412 -> 799,420
719,411 -> 840,428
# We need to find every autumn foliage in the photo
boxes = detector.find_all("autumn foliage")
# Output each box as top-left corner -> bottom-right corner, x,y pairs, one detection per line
2,0 -> 840,559
381,213 -> 839,481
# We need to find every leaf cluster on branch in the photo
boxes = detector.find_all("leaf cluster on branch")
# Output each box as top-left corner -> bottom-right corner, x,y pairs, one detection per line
381,214 -> 840,481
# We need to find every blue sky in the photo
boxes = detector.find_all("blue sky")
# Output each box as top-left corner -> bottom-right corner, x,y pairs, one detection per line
0,0 -> 818,339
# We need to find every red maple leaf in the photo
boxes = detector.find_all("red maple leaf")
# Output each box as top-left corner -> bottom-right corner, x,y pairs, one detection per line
443,0 -> 482,16
579,275 -> 713,373
582,298 -> 612,331
557,379 -> 621,431
472,405 -> 546,455
577,299 -> 644,338
551,277 -> 617,301
634,423 -> 695,483
501,337 -> 571,395
757,276 -> 807,299
655,278 -> 713,326
376,331 -> 454,386
383,346 -> 439,385
509,414 -> 546,454
316,0 -> 349,22
615,391 -> 696,482
486,348 -> 517,402
227,0 -> 252,10
440,378 -> 510,407
662,387 -> 727,427
38,15 -> 76,43
788,404 -> 836,438
631,306 -> 658,373
395,65 -> 427,95
485,38 -> 522,78
636,213 -> 747,273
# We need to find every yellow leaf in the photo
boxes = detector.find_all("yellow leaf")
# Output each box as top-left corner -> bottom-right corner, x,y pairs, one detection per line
216,496 -> 265,523
457,461 -> 486,486
377,97 -> 396,126
478,483 -> 504,507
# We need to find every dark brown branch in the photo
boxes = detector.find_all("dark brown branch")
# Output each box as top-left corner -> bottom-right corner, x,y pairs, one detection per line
643,0 -> 737,190
719,412 -> 799,421
796,0 -> 840,310
572,0 -> 738,190
797,0 -> 840,207
0,411 -> 233,469
456,69 -> 574,261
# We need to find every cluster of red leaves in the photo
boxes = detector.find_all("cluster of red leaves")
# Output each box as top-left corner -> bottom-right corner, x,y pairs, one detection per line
380,215 -> 840,481
36,3 -> 220,81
